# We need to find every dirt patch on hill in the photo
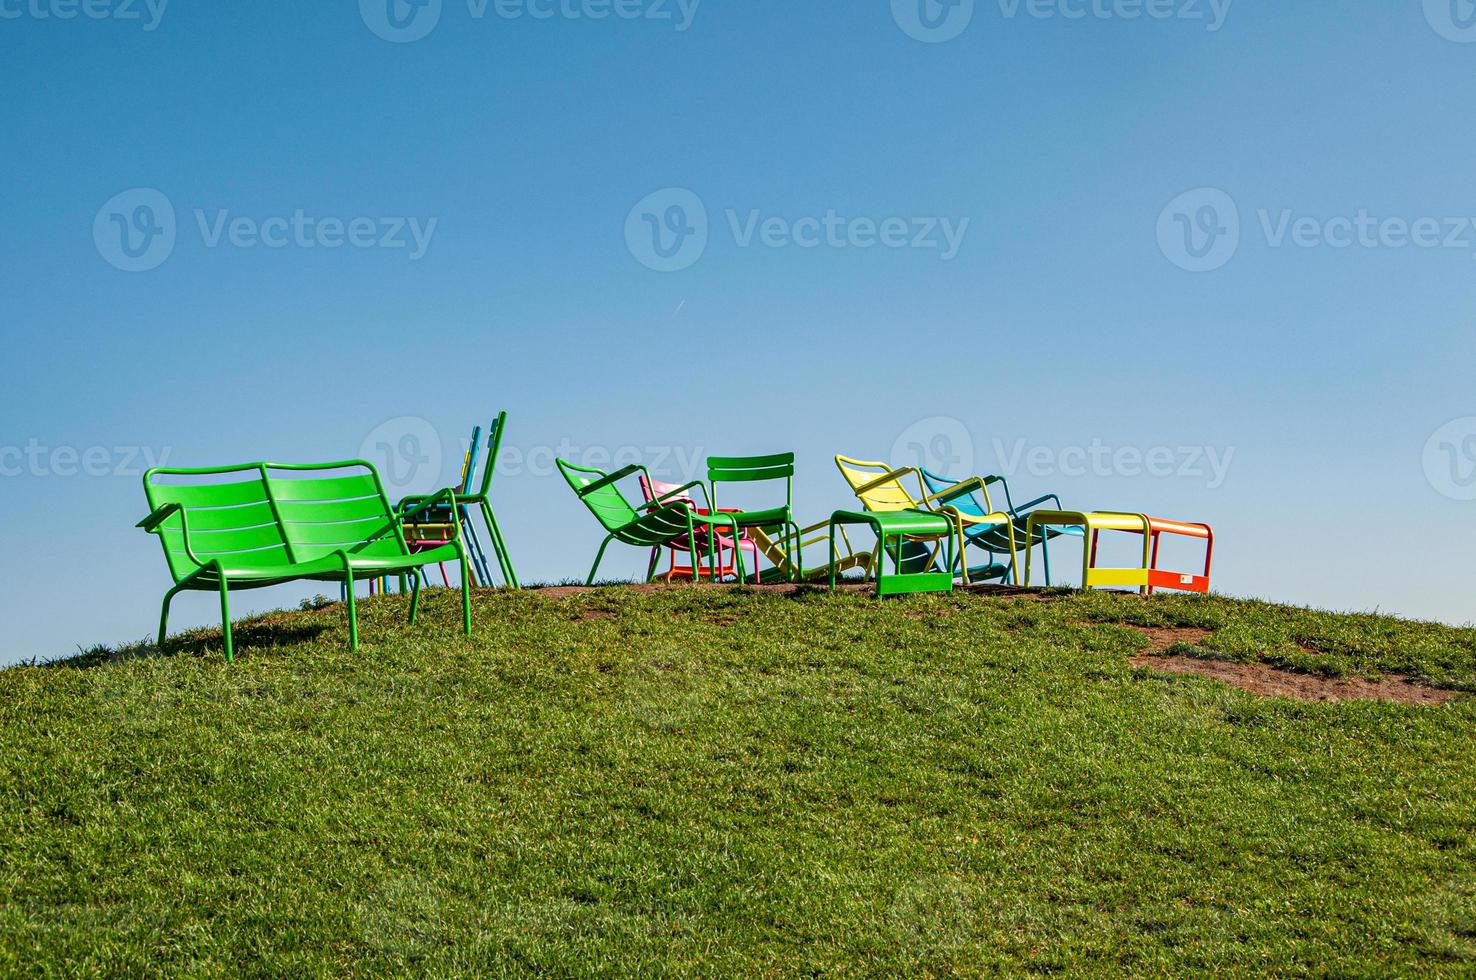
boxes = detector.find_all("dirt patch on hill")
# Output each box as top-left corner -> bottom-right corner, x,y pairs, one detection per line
1124,625 -> 1213,653
1132,654 -> 1461,706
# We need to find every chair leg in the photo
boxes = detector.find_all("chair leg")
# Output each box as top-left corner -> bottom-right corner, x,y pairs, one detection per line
217,575 -> 234,663
408,572 -> 422,624
587,536 -> 614,586
157,585 -> 181,652
645,547 -> 661,583
482,501 -> 518,588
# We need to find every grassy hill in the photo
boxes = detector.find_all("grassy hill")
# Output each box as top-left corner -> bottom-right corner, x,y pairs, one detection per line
2,585 -> 1474,975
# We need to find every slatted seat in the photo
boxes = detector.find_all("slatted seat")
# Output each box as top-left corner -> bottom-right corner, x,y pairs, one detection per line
139,461 -> 472,660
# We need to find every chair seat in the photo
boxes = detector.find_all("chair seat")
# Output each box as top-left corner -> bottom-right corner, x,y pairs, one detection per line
830,508 -> 952,537
724,506 -> 792,529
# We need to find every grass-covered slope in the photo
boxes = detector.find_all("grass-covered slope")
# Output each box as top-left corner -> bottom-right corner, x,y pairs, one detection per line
2,587 -> 1474,975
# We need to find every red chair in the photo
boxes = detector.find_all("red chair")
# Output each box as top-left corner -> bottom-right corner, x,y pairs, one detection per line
638,475 -> 761,582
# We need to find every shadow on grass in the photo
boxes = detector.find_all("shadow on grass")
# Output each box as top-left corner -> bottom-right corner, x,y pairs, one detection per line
42,617 -> 336,671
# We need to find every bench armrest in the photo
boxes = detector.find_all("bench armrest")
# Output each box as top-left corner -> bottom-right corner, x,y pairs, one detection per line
137,502 -> 209,569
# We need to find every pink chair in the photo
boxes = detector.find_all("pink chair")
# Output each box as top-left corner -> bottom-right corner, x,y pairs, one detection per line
638,475 -> 761,583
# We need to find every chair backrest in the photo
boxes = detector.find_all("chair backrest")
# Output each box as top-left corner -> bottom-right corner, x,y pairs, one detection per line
470,411 -> 510,498
143,461 -> 409,580
638,475 -> 695,509
919,467 -> 995,518
265,463 -> 408,563
459,424 -> 483,495
708,453 -> 794,510
558,458 -> 638,533
834,454 -> 921,513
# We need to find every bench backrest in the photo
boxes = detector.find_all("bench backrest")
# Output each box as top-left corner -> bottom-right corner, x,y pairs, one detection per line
143,461 -> 409,580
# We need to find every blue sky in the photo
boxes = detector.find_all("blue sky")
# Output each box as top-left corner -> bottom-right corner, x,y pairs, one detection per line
2,0 -> 1474,663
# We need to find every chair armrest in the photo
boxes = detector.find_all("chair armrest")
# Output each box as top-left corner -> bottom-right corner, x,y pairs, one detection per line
399,488 -> 463,540
136,502 -> 181,532
920,477 -> 986,507
853,466 -> 918,495
579,464 -> 645,496
396,492 -> 449,513
1016,493 -> 1063,514
640,479 -> 714,513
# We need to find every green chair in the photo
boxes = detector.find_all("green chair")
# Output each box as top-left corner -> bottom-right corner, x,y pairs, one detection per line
558,458 -> 743,585
706,453 -> 804,582
399,411 -> 518,589
139,461 -> 471,661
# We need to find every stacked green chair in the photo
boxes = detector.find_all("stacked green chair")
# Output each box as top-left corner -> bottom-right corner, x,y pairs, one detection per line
399,411 -> 518,589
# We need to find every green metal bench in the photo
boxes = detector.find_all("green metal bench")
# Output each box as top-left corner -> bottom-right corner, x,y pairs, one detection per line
139,461 -> 471,660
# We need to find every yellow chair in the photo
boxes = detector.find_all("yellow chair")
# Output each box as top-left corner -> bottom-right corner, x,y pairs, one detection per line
746,519 -> 874,583
833,454 -> 1017,585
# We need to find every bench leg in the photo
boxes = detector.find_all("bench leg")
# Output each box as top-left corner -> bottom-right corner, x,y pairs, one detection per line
460,550 -> 472,637
217,575 -> 234,663
345,576 -> 359,651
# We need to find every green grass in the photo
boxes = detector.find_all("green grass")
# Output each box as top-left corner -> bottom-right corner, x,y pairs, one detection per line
3,586 -> 1475,975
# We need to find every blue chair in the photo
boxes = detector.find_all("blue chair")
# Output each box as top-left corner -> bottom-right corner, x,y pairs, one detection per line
918,468 -> 1083,585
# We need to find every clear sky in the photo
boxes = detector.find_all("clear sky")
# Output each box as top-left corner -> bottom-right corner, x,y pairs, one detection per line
2,0 -> 1474,664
